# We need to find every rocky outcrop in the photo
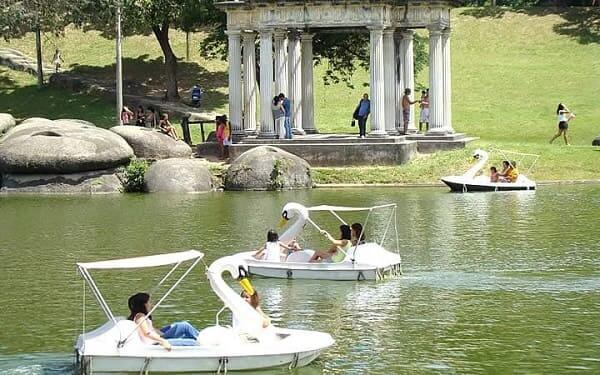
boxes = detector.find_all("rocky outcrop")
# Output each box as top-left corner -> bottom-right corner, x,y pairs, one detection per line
224,146 -> 312,191
110,125 -> 192,159
0,169 -> 122,194
0,118 -> 133,174
593,135 -> 600,146
0,113 -> 16,135
145,158 -> 213,193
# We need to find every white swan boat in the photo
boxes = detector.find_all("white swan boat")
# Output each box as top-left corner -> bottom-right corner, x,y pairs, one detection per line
75,250 -> 334,373
233,203 -> 402,281
441,149 -> 538,192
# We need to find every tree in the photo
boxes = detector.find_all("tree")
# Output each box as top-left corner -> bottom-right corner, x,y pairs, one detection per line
0,0 -> 72,87
74,0 -> 216,100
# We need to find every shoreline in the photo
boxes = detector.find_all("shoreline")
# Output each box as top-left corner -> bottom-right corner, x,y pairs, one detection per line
314,179 -> 600,189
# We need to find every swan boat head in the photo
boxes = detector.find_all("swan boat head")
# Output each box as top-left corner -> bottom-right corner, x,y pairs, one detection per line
279,203 -> 309,243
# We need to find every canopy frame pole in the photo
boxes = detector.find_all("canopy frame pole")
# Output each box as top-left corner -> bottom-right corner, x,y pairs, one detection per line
379,206 -> 395,247
393,206 -> 401,258
150,261 -> 182,294
329,210 -> 347,225
118,257 -> 202,347
78,266 -> 116,323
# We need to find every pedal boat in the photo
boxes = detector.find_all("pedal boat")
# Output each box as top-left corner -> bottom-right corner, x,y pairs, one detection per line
234,203 -> 403,281
441,149 -> 537,192
74,250 -> 334,373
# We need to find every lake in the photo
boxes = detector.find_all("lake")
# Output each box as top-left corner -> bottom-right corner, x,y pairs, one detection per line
0,185 -> 599,374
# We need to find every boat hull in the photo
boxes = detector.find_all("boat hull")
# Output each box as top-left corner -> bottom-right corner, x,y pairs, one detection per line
77,349 -> 323,373
441,176 -> 536,192
247,263 -> 401,281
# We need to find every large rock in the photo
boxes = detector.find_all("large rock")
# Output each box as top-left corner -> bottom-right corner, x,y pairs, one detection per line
0,169 -> 122,194
110,125 -> 192,159
0,114 -> 16,135
224,146 -> 312,191
145,158 -> 213,193
0,118 -> 133,174
593,135 -> 600,146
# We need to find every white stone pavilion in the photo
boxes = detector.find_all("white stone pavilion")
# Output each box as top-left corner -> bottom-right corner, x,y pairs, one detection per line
218,0 -> 457,139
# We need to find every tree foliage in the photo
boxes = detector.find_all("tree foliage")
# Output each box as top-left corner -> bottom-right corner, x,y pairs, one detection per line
0,0 -> 72,40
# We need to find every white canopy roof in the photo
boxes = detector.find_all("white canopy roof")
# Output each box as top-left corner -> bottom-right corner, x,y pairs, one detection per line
307,203 -> 396,212
77,250 -> 204,270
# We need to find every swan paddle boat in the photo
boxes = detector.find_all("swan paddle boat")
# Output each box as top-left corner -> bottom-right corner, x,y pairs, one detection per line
441,149 -> 538,192
233,203 -> 403,281
75,250 -> 334,373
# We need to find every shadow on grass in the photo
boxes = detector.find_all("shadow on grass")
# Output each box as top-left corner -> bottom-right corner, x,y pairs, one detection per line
67,55 -> 228,111
0,84 -> 114,127
460,6 -> 600,44
0,74 -> 17,88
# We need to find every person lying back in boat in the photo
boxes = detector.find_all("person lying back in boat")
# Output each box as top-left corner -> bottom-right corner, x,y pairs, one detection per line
351,223 -> 366,246
309,224 -> 352,263
253,229 -> 300,261
490,166 -> 499,183
498,160 -> 519,183
128,292 -> 201,350
240,290 -> 271,328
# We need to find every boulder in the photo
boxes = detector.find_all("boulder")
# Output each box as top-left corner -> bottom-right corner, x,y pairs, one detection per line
145,158 -> 213,193
0,169 -> 122,194
593,135 -> 600,146
0,114 -> 16,135
0,118 -> 133,174
224,146 -> 312,191
110,125 -> 192,159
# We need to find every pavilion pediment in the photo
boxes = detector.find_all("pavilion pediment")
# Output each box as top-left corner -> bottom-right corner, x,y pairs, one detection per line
218,0 -> 455,30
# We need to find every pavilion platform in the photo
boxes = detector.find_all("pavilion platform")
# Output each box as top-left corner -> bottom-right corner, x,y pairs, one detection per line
195,133 -> 476,167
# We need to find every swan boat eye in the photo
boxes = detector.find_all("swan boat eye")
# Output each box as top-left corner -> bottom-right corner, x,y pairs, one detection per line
282,211 -> 288,220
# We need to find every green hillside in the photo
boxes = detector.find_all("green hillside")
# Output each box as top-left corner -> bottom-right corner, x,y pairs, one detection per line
1,7 -> 599,182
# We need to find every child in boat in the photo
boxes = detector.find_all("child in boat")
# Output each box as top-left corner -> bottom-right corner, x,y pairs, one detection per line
127,292 -> 200,350
309,225 -> 352,263
490,166 -> 499,182
253,230 -> 298,262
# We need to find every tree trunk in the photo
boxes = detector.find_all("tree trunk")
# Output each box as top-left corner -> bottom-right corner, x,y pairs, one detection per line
491,0 -> 497,7
153,23 -> 179,100
35,27 -> 44,88
186,31 -> 190,61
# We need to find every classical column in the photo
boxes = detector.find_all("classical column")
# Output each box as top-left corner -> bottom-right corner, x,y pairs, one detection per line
427,25 -> 444,134
288,31 -> 304,134
401,29 -> 417,134
242,31 -> 257,135
442,27 -> 454,133
301,33 -> 316,133
226,29 -> 243,136
369,26 -> 387,136
394,31 -> 405,131
273,30 -> 289,97
259,28 -> 275,137
383,29 -> 396,134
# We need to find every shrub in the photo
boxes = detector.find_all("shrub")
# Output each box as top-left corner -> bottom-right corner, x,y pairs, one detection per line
122,159 -> 149,193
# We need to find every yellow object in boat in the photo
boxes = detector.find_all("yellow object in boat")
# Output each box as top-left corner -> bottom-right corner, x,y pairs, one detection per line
240,278 -> 255,296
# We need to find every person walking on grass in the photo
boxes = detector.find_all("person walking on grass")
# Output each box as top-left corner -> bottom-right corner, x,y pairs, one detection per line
550,103 -> 575,145
402,88 -> 420,135
353,93 -> 370,139
52,49 -> 64,73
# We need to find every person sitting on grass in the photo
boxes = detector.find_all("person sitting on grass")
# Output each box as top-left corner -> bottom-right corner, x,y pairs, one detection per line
489,166 -> 499,183
159,113 -> 179,140
309,225 -> 352,263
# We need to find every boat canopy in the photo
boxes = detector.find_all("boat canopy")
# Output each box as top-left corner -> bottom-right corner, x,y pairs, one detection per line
77,250 -> 203,270
307,203 -> 396,212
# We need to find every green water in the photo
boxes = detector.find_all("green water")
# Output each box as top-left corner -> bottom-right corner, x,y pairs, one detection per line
0,186 -> 599,374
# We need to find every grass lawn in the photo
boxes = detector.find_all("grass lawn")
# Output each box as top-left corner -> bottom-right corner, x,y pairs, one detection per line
1,7 -> 599,183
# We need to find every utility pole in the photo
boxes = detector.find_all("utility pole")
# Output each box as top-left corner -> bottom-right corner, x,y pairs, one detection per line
115,0 -> 124,126
35,27 -> 44,88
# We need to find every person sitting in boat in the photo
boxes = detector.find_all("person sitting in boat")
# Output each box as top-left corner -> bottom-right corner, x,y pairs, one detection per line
128,292 -> 200,350
240,290 -> 271,328
351,223 -> 366,246
499,160 -> 519,183
490,166 -> 499,183
309,224 -> 352,263
253,230 -> 299,262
